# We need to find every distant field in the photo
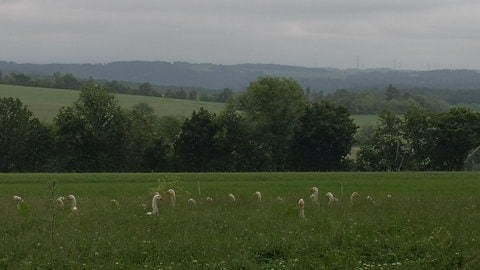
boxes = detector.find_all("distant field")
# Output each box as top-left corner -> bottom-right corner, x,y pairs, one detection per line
351,114 -> 379,128
1,172 -> 479,269
0,84 -> 378,128
0,84 -> 225,122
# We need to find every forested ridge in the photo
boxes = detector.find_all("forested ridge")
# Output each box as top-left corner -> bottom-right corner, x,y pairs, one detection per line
3,60 -> 480,91
0,70 -> 233,103
2,69 -> 480,114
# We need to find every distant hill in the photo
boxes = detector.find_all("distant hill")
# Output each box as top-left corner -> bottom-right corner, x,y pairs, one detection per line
2,60 -> 480,92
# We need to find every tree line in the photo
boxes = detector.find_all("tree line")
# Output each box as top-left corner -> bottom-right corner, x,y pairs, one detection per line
311,84 -> 471,114
4,69 -> 480,115
356,107 -> 480,171
0,71 -> 234,103
1,76 -> 479,172
0,77 -> 356,172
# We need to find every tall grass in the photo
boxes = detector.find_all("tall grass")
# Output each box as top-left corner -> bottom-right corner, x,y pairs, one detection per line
1,172 -> 480,269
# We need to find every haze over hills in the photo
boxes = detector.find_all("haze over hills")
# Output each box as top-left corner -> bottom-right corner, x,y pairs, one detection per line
1,60 -> 480,92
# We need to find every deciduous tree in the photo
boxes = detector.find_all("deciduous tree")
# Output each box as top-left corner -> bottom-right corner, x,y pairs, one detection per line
173,108 -> 219,172
124,103 -> 158,171
0,97 -> 53,172
403,106 -> 436,170
431,107 -> 480,170
357,111 -> 410,171
54,85 -> 128,171
214,102 -> 259,171
239,76 -> 307,170
290,101 -> 357,171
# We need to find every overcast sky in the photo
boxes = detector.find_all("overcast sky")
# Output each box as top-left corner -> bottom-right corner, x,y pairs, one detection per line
1,0 -> 480,70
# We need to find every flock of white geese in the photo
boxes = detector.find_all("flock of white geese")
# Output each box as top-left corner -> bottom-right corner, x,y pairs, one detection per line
11,186 -> 391,219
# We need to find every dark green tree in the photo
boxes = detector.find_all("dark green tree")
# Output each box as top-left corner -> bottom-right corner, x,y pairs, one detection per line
54,85 -> 128,172
214,102 -> 259,171
9,72 -> 34,86
403,106 -> 437,170
53,72 -> 81,89
104,80 -> 134,94
123,103 -> 158,171
239,76 -> 307,170
139,82 -> 155,96
431,107 -> 480,170
157,115 -> 184,145
144,137 -> 170,171
386,84 -> 400,101
0,97 -> 53,172
215,88 -> 234,102
290,101 -> 357,171
188,90 -> 198,100
176,89 -> 187,100
173,108 -> 219,172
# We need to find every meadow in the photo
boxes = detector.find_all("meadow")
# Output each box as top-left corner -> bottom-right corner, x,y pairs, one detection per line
0,84 -> 379,128
351,115 -> 378,128
0,84 -> 225,122
1,172 -> 480,269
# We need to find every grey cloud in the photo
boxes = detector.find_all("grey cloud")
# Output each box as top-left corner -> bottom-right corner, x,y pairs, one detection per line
1,0 -> 479,69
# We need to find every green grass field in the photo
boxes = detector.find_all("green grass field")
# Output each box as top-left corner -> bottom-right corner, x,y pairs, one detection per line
1,172 -> 480,269
0,84 -> 380,128
0,84 -> 225,122
351,114 -> 379,128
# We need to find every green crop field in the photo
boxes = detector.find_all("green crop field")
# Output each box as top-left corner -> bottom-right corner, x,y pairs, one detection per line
1,172 -> 479,269
0,84 -> 225,122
